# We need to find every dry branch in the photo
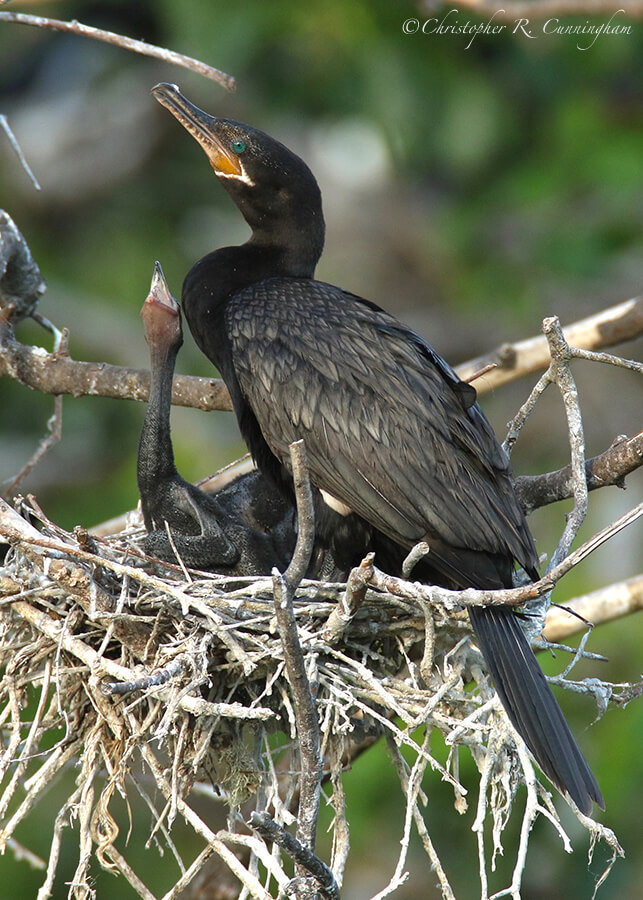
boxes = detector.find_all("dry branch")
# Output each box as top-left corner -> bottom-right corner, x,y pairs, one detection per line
2,296 -> 641,414
367,501 -> 643,610
0,12 -> 236,90
544,574 -> 643,642
515,431 -> 643,514
0,316 -> 233,412
456,296 -> 643,392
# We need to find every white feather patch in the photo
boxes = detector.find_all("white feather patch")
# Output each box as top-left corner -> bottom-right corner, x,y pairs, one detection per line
320,490 -> 352,517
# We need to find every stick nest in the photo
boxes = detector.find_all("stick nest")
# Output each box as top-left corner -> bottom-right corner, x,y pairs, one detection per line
0,495 -> 621,900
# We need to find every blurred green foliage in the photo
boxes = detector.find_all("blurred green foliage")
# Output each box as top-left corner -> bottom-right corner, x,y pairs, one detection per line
0,1 -> 641,897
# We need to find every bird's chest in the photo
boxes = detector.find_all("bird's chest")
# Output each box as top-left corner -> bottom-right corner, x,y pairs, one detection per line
182,288 -> 231,377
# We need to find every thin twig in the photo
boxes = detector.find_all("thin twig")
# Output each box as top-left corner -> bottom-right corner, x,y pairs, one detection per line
0,116 -> 41,189
6,395 -> 63,495
571,346 -> 643,374
0,12 -> 236,90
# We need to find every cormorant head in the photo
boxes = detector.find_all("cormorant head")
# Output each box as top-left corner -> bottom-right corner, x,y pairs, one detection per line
152,83 -> 325,274
141,261 -> 183,357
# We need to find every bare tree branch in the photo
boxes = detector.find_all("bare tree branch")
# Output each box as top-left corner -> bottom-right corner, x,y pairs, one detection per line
542,316 -> 589,569
0,315 -> 233,411
0,12 -> 236,90
456,296 -> 643,392
543,575 -> 643,642
515,431 -> 643,514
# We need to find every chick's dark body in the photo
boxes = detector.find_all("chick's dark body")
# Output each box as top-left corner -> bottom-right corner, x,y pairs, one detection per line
155,82 -> 603,815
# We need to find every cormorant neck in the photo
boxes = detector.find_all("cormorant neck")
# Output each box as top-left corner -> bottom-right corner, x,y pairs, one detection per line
138,343 -> 180,490
245,210 -> 325,278
219,174 -> 325,278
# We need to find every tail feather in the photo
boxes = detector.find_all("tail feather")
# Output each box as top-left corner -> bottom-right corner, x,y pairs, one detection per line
469,604 -> 604,815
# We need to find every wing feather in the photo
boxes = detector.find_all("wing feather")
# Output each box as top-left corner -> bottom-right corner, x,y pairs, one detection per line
227,277 -> 537,574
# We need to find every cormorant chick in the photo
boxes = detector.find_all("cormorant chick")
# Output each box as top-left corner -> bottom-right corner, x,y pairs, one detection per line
137,262 -> 299,575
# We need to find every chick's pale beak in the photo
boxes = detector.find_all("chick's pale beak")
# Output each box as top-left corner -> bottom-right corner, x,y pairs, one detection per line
152,83 -> 243,177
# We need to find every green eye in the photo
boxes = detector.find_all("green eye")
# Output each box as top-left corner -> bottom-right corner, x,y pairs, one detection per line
232,140 -> 246,154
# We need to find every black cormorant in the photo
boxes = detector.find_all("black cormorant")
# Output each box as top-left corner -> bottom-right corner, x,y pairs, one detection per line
152,83 -> 603,815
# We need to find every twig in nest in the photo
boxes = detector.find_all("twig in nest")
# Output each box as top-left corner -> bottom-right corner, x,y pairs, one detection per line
321,552 -> 374,645
0,12 -> 236,90
249,811 -> 339,900
367,500 -> 643,610
102,656 -> 187,695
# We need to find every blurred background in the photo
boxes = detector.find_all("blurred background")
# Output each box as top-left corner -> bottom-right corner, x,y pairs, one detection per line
1,0 -> 641,897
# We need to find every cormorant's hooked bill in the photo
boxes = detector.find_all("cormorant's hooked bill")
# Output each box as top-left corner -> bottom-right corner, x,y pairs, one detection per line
153,83 -> 244,178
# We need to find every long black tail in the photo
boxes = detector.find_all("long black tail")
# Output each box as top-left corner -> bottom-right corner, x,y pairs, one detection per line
468,604 -> 604,815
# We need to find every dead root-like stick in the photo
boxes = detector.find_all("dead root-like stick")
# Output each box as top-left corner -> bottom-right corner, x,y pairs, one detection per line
271,440 -> 324,883
321,552 -> 374,645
